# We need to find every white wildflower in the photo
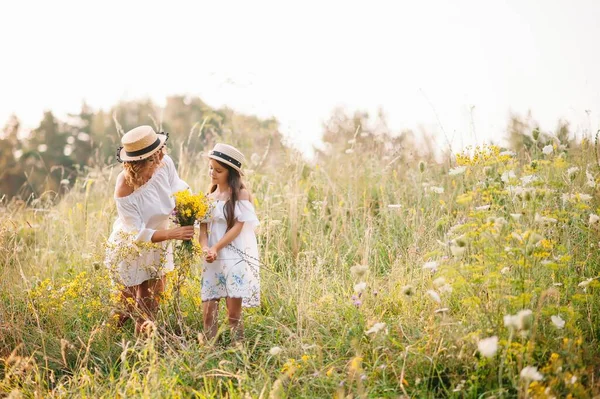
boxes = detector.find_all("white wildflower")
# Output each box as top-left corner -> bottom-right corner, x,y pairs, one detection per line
510,213 -> 522,220
500,266 -> 510,274
354,282 -> 367,293
542,145 -> 553,155
520,366 -> 543,381
529,233 -> 544,245
269,346 -> 283,356
476,204 -> 491,211
520,175 -> 538,185
501,170 -> 516,182
477,336 -> 499,358
438,284 -> 453,294
426,290 -> 441,303
423,261 -> 439,272
345,149 -> 354,154
578,193 -> 592,201
452,380 -> 466,392
504,309 -> 533,330
448,166 -> 466,176
535,213 -> 557,224
350,264 -> 369,278
578,278 -> 593,288
551,315 -> 565,329
60,179 -> 70,185
567,166 -> 579,178
586,170 -> 596,188
508,185 -> 524,196
589,214 -> 600,225
494,217 -> 507,228
450,245 -> 466,258
570,376 -> 577,384
365,322 -> 386,335
427,186 -> 445,194
432,277 -> 446,287
401,285 -> 414,296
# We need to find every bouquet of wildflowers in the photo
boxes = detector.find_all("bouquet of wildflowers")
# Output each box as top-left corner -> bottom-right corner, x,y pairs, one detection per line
170,190 -> 213,321
172,190 -> 212,255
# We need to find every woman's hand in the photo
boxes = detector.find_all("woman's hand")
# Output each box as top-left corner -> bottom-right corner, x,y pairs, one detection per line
169,226 -> 195,240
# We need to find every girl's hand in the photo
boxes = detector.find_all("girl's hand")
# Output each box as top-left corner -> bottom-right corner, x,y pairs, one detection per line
205,247 -> 218,263
169,226 -> 195,240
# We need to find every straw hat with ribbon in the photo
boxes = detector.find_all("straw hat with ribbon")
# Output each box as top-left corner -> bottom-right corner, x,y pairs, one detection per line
207,143 -> 246,175
116,125 -> 169,163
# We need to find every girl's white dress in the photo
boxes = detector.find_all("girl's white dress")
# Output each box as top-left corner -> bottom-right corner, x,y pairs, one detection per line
104,155 -> 189,287
201,199 -> 260,307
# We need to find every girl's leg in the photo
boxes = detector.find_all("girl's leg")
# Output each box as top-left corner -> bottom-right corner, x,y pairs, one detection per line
225,297 -> 243,342
134,277 -> 166,334
203,300 -> 219,341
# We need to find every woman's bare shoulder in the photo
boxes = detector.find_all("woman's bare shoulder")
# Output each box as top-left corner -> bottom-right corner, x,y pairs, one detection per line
115,172 -> 134,198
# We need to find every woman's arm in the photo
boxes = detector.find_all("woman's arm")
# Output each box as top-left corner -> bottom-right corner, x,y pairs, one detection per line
151,226 -> 195,243
115,173 -> 194,243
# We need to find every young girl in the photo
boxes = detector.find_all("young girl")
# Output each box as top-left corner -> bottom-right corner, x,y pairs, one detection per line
199,143 -> 260,341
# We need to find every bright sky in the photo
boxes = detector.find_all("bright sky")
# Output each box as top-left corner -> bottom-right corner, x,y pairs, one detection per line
1,0 -> 599,154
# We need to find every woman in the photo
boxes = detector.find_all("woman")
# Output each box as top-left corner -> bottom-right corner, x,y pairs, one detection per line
105,125 -> 194,334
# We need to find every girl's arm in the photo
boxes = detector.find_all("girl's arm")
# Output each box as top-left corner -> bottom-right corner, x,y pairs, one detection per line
199,223 -> 209,248
211,220 -> 244,252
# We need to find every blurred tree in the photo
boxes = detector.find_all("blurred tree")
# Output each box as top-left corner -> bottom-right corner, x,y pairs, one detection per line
317,107 -> 434,166
65,102 -> 94,168
19,111 -> 74,199
0,115 -> 26,201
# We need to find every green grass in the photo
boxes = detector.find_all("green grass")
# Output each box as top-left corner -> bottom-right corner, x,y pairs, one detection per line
1,141 -> 599,398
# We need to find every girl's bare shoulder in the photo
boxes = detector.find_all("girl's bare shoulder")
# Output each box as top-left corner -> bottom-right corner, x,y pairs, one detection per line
239,188 -> 251,201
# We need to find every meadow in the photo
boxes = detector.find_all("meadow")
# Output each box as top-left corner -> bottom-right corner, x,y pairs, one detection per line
1,133 -> 599,398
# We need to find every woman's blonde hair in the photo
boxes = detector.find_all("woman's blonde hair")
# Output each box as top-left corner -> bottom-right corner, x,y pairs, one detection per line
123,150 -> 164,189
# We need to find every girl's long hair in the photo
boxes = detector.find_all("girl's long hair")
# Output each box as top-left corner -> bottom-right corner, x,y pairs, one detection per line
210,160 -> 248,231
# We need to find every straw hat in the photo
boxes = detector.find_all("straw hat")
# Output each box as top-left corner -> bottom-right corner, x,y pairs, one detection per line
116,125 -> 168,163
207,143 -> 246,175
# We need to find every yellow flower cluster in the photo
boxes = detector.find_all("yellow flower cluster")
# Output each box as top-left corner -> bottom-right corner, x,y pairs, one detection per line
173,190 -> 212,226
27,271 -> 114,317
455,144 -> 509,166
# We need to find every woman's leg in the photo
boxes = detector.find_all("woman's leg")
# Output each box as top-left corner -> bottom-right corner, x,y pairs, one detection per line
203,300 -> 219,340
113,285 -> 136,327
134,277 -> 166,334
225,297 -> 243,342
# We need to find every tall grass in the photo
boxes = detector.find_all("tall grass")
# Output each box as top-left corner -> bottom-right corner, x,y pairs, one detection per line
1,139 -> 599,398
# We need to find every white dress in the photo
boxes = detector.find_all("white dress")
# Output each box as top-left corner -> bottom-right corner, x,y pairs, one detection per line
104,155 -> 189,287
201,199 -> 260,307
